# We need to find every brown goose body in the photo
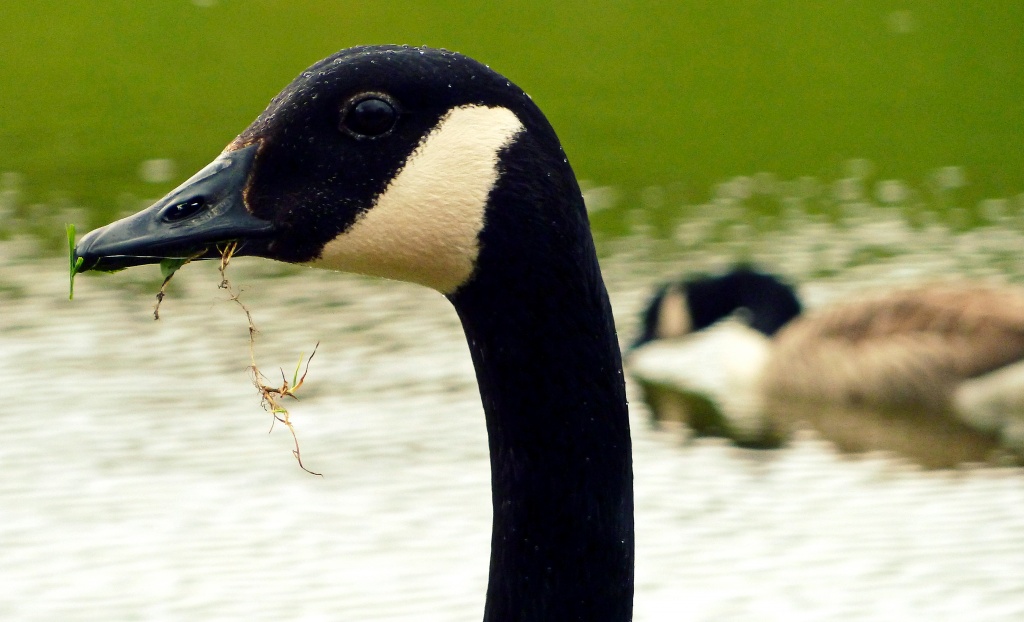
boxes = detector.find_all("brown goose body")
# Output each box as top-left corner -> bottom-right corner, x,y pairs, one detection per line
631,268 -> 1024,465
764,285 -> 1024,412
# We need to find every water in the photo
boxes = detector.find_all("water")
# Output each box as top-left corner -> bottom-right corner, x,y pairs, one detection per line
2,4 -> 1022,618
3,214 -> 1024,620
3,4 -> 1024,221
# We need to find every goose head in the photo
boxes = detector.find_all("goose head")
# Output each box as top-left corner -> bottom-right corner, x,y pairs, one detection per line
74,45 -> 634,622
631,266 -> 803,350
75,45 -> 577,296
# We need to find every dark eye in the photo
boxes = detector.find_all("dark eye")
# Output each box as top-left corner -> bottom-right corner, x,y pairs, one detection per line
162,197 -> 208,222
341,95 -> 398,138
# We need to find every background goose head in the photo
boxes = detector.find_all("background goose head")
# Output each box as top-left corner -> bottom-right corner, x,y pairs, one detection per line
73,45 -> 633,622
631,266 -> 802,350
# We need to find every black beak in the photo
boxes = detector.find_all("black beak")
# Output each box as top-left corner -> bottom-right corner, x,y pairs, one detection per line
74,143 -> 275,272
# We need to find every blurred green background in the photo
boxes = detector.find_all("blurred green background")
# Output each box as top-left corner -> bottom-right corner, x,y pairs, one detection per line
1,1 -> 1022,239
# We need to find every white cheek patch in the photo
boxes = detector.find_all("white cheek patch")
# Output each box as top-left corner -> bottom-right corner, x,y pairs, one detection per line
656,285 -> 691,339
310,104 -> 524,293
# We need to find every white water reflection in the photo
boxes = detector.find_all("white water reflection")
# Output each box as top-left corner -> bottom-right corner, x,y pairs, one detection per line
2,216 -> 1024,619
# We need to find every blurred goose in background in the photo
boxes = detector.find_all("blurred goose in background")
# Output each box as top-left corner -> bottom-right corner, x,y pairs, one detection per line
628,266 -> 1024,467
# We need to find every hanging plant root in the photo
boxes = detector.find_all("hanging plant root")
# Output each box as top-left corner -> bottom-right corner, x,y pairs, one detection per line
217,242 -> 323,477
153,252 -> 205,320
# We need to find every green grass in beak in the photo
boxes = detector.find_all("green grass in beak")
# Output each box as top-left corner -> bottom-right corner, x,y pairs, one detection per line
66,224 -> 84,300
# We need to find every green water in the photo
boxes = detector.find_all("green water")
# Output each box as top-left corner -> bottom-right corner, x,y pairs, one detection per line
4,7 -> 1024,617
1,2 -> 1022,240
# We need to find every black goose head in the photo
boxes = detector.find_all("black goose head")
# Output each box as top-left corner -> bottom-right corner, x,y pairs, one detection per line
631,266 -> 804,349
74,47 -> 634,620
75,45 -> 575,294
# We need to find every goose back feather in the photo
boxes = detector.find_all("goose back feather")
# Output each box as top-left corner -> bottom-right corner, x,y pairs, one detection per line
765,285 -> 1024,411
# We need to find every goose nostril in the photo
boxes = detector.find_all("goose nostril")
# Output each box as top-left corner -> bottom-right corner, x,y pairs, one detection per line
162,196 -> 208,222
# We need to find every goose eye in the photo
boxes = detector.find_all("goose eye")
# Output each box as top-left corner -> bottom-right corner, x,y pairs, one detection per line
341,95 -> 398,138
162,197 -> 208,222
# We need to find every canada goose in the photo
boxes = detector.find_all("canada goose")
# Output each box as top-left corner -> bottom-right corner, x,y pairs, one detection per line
629,267 -> 1024,466
74,46 -> 633,621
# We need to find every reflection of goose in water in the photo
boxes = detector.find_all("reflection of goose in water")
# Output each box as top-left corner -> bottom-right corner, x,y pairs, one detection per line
628,267 -> 1024,467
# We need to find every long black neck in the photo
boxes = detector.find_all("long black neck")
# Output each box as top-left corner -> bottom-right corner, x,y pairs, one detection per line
448,137 -> 634,622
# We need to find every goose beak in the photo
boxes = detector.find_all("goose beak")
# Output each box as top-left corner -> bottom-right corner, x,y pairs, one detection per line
74,143 -> 275,272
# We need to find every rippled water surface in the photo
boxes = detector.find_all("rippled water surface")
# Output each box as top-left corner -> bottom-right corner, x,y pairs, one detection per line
3,215 -> 1024,620
2,5 -> 1021,619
